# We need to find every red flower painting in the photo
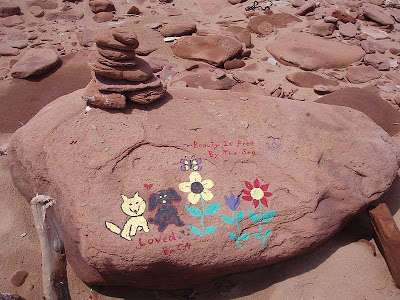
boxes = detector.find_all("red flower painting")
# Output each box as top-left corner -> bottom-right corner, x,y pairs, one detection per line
242,179 -> 272,208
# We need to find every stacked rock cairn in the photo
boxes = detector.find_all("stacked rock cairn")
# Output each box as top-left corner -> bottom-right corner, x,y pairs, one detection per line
82,26 -> 166,109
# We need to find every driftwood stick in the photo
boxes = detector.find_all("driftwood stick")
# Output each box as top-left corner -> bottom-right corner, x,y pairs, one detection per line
31,195 -> 71,300
369,203 -> 400,288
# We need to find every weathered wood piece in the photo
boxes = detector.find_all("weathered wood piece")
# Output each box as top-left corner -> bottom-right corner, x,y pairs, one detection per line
369,203 -> 400,288
31,195 -> 71,300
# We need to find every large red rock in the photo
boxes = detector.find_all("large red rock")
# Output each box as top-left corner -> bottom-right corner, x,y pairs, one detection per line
2,15 -> 24,27
310,21 -> 336,36
266,33 -> 365,70
8,87 -> 400,289
171,35 -> 243,66
315,87 -> 400,136
10,48 -> 61,79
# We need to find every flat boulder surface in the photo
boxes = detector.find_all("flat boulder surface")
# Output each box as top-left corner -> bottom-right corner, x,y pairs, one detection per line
266,32 -> 365,70
8,88 -> 400,289
315,87 -> 400,136
171,35 -> 243,66
10,48 -> 60,78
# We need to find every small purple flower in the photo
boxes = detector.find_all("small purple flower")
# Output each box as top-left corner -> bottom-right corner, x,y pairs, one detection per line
224,192 -> 241,211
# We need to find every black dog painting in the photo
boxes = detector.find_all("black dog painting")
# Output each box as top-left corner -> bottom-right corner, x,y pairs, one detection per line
148,188 -> 185,232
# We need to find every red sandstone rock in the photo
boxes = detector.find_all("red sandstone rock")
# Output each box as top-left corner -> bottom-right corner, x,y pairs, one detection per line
46,9 -> 84,21
97,45 -> 136,61
315,87 -> 400,136
266,33 -> 365,70
8,87 -> 400,289
160,21 -> 197,37
93,12 -> 113,23
112,27 -> 139,46
171,35 -> 243,67
222,26 -> 252,48
286,71 -> 339,87
89,0 -> 115,13
96,30 -> 137,51
310,21 -> 335,36
126,85 -> 166,104
224,59 -> 245,70
346,65 -> 381,83
83,80 -> 126,109
10,48 -> 60,78
247,13 -> 301,36
29,6 -> 44,17
339,22 -> 357,37
2,15 -> 24,27
0,2 -> 21,17
363,4 -> 395,26
127,5 -> 141,15
332,9 -> 356,23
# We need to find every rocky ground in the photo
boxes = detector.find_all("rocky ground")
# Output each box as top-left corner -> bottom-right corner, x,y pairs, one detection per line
1,0 -> 400,299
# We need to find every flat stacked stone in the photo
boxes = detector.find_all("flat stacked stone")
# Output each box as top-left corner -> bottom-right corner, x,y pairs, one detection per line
83,26 -> 166,109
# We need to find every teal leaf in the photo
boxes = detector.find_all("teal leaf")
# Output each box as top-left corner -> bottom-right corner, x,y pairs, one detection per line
185,206 -> 202,217
248,210 -> 259,222
188,225 -> 201,235
240,233 -> 251,241
205,203 -> 221,215
265,229 -> 272,237
253,233 -> 262,239
228,232 -> 237,241
236,210 -> 245,221
204,226 -> 217,235
220,215 -> 234,224
262,210 -> 276,223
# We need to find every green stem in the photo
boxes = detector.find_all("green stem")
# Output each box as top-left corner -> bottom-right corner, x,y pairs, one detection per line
233,211 -> 242,249
259,203 -> 266,247
199,194 -> 205,238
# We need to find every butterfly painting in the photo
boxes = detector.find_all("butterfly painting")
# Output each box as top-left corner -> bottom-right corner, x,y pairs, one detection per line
180,156 -> 202,171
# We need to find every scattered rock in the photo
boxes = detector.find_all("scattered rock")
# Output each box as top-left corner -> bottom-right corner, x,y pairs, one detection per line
332,9 -> 356,23
0,44 -> 19,56
46,10 -> 84,21
266,32 -> 365,70
247,13 -> 301,36
136,42 -> 157,56
10,40 -> 28,49
389,47 -> 400,55
93,12 -> 113,23
171,64 -> 236,90
364,53 -> 390,70
171,35 -> 243,67
310,21 -> 336,36
360,26 -> 390,39
89,0 -> 116,13
160,21 -> 197,37
10,48 -> 61,78
10,271 -> 28,287
222,26 -> 251,48
363,4 -> 395,26
224,59 -> 245,70
315,87 -> 400,136
346,65 -> 381,83
286,71 -> 339,87
127,5 -> 141,15
2,15 -> 24,27
77,29 -> 96,47
0,2 -> 21,17
297,2 -> 318,16
26,0 -> 58,9
339,22 -> 357,37
29,6 -> 44,17
361,39 -> 386,54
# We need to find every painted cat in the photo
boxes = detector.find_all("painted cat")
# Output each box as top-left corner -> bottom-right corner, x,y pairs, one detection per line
106,193 -> 150,241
